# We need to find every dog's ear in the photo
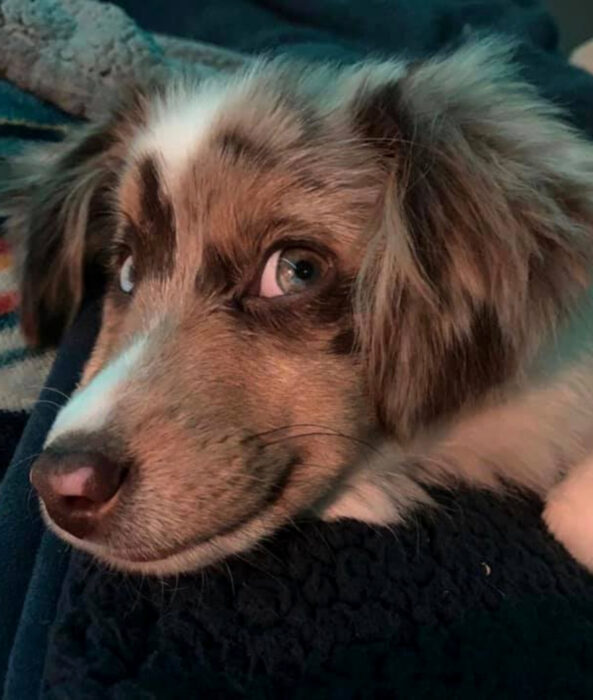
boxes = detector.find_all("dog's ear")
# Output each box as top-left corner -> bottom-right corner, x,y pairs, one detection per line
0,90 -> 149,348
347,40 -> 593,439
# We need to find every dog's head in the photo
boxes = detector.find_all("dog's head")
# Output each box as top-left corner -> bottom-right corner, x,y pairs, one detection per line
6,41 -> 593,574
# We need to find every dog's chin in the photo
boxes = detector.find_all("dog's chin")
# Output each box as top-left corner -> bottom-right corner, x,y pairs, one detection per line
39,501 -> 284,576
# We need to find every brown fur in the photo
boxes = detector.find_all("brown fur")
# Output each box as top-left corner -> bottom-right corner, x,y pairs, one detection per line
6,39 -> 593,574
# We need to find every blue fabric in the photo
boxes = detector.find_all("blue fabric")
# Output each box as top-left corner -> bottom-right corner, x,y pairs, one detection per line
0,301 -> 101,695
0,81 -> 72,128
117,0 -> 559,61
2,0 -> 593,697
116,0 -> 593,141
0,77 -> 76,695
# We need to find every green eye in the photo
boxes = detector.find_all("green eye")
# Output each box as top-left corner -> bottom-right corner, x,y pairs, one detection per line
277,250 -> 322,291
259,248 -> 327,297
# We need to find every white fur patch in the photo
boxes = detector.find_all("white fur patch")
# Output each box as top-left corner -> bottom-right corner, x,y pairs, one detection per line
544,456 -> 593,571
45,336 -> 147,446
133,83 -> 229,178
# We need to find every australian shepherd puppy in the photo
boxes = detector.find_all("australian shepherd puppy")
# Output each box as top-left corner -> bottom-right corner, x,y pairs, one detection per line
5,40 -> 593,576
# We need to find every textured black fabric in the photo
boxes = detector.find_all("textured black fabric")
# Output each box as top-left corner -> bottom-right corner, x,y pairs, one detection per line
44,493 -> 593,698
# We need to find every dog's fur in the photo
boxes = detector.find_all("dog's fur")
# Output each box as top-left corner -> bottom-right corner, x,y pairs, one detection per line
6,39 -> 593,575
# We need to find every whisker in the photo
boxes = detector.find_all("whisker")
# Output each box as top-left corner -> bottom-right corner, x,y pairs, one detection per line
250,422 -> 365,440
30,398 -> 64,412
261,430 -> 383,457
223,560 -> 236,596
38,386 -> 71,402
21,384 -> 71,402
26,483 -> 40,514
9,450 -> 42,471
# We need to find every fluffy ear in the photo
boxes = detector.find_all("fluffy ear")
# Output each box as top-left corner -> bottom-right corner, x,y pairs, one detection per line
0,90 -> 149,348
348,40 -> 593,439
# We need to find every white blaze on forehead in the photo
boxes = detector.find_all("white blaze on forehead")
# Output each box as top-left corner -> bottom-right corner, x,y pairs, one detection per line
45,336 -> 148,447
132,82 -> 231,177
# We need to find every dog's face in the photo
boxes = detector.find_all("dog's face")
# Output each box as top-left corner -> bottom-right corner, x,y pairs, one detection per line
38,77 -> 381,571
6,42 -> 593,574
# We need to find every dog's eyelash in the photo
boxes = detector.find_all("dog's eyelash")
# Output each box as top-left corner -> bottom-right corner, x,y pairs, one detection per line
107,241 -> 132,266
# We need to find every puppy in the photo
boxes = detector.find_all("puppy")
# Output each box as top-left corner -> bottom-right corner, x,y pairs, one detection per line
5,39 -> 593,576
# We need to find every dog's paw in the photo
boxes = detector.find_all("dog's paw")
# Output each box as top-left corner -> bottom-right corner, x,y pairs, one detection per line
543,457 -> 593,572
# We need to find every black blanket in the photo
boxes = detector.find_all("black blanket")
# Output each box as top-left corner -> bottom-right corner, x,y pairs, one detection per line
3,1 -> 593,697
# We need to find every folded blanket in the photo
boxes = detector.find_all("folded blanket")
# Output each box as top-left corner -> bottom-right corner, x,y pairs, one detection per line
0,0 -> 244,119
3,0 -> 593,698
0,237 -> 53,478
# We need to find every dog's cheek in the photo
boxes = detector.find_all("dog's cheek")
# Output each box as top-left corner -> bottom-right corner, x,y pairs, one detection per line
283,354 -> 373,465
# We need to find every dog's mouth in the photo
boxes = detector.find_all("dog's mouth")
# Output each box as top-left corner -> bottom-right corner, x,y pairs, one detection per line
41,496 -> 285,575
38,460 -> 297,574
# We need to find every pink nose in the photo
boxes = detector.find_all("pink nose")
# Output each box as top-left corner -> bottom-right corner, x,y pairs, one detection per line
30,450 -> 127,538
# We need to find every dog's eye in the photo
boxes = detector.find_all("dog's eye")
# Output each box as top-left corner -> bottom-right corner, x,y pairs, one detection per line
259,248 -> 326,297
119,256 -> 135,294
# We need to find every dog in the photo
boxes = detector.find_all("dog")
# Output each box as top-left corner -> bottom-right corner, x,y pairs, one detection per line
5,39 -> 593,576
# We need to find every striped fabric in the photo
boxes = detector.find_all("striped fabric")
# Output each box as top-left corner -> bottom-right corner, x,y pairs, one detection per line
0,89 -> 71,473
0,237 -> 55,474
0,238 -> 55,411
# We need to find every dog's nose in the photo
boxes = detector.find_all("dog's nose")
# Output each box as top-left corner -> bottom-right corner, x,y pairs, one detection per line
30,450 -> 127,538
